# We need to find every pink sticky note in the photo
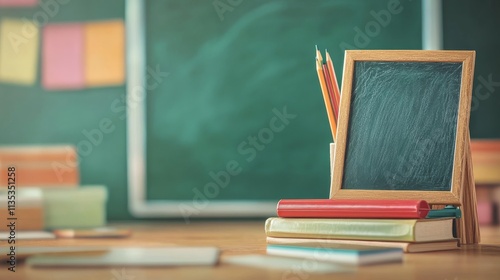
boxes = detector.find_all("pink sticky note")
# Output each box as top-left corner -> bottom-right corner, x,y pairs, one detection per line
42,23 -> 84,90
0,0 -> 37,6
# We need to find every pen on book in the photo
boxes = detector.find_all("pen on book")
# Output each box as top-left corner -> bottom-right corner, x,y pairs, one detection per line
426,206 -> 462,219
315,46 -> 337,141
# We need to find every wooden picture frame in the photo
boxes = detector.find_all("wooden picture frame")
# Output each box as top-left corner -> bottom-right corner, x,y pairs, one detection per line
330,50 -> 475,205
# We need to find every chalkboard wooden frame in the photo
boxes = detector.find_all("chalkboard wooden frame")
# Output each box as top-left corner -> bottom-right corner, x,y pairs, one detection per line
330,50 -> 475,205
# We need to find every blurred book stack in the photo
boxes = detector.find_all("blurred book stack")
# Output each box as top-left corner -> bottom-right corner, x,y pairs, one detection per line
0,145 -> 107,238
0,188 -> 44,230
264,199 -> 458,264
471,140 -> 500,225
0,145 -> 79,187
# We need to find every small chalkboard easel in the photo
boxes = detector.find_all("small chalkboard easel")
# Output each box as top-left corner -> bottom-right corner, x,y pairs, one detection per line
329,50 -> 479,245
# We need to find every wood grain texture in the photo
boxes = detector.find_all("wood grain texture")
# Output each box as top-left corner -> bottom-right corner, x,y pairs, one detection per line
0,222 -> 499,280
458,134 -> 480,244
331,50 -> 476,205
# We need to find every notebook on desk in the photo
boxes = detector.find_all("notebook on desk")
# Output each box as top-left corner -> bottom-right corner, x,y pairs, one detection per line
26,247 -> 220,267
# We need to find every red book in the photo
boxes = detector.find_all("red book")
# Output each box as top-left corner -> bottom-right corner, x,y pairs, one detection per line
277,199 -> 430,219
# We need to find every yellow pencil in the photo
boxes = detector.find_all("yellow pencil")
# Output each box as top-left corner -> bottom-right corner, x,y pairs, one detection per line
316,47 -> 337,141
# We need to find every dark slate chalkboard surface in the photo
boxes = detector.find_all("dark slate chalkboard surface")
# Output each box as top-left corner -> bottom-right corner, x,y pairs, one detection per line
342,62 -> 462,191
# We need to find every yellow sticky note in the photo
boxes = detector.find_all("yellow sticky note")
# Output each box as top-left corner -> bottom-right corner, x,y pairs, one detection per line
84,20 -> 125,87
0,18 -> 39,85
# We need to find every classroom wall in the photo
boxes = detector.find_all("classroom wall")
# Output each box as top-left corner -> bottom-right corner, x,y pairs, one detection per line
0,0 -> 497,220
0,0 -> 129,219
443,0 -> 500,138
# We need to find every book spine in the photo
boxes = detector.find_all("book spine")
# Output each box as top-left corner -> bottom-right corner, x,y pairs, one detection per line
265,217 -> 418,242
267,245 -> 358,264
277,199 -> 429,219
0,189 -> 44,230
0,145 -> 79,188
267,236 -> 412,253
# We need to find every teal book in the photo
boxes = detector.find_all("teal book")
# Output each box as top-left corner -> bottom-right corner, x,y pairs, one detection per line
267,244 -> 403,265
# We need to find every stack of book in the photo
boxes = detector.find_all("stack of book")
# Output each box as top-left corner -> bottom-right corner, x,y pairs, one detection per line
0,188 -> 44,230
0,145 -> 107,235
265,199 -> 459,264
471,140 -> 500,225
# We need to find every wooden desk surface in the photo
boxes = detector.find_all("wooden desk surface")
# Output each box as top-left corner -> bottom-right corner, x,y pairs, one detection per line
1,221 -> 500,280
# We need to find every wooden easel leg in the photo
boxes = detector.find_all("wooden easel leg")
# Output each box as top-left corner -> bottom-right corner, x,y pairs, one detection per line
330,143 -> 335,180
456,134 -> 480,245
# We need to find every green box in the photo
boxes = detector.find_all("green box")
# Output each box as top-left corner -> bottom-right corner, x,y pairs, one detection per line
42,186 -> 107,229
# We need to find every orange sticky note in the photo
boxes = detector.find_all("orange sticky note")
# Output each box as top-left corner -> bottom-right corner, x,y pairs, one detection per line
84,20 -> 124,87
0,18 -> 39,85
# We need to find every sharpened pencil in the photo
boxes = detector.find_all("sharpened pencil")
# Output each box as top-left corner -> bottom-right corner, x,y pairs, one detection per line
316,46 -> 336,141
322,62 -> 339,123
325,50 -> 341,120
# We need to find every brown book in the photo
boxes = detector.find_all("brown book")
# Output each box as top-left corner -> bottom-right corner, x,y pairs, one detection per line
0,145 -> 79,188
0,207 -> 44,231
0,188 -> 44,230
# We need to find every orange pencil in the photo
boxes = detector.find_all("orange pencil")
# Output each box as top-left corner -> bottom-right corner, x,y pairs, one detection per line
316,47 -> 336,141
325,50 -> 341,120
322,63 -> 339,122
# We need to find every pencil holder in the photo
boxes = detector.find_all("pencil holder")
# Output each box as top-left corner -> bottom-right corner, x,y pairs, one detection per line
330,142 -> 336,179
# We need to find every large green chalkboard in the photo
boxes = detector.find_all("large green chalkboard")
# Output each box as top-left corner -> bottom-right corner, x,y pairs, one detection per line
0,0 -> 422,219
144,0 -> 422,204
